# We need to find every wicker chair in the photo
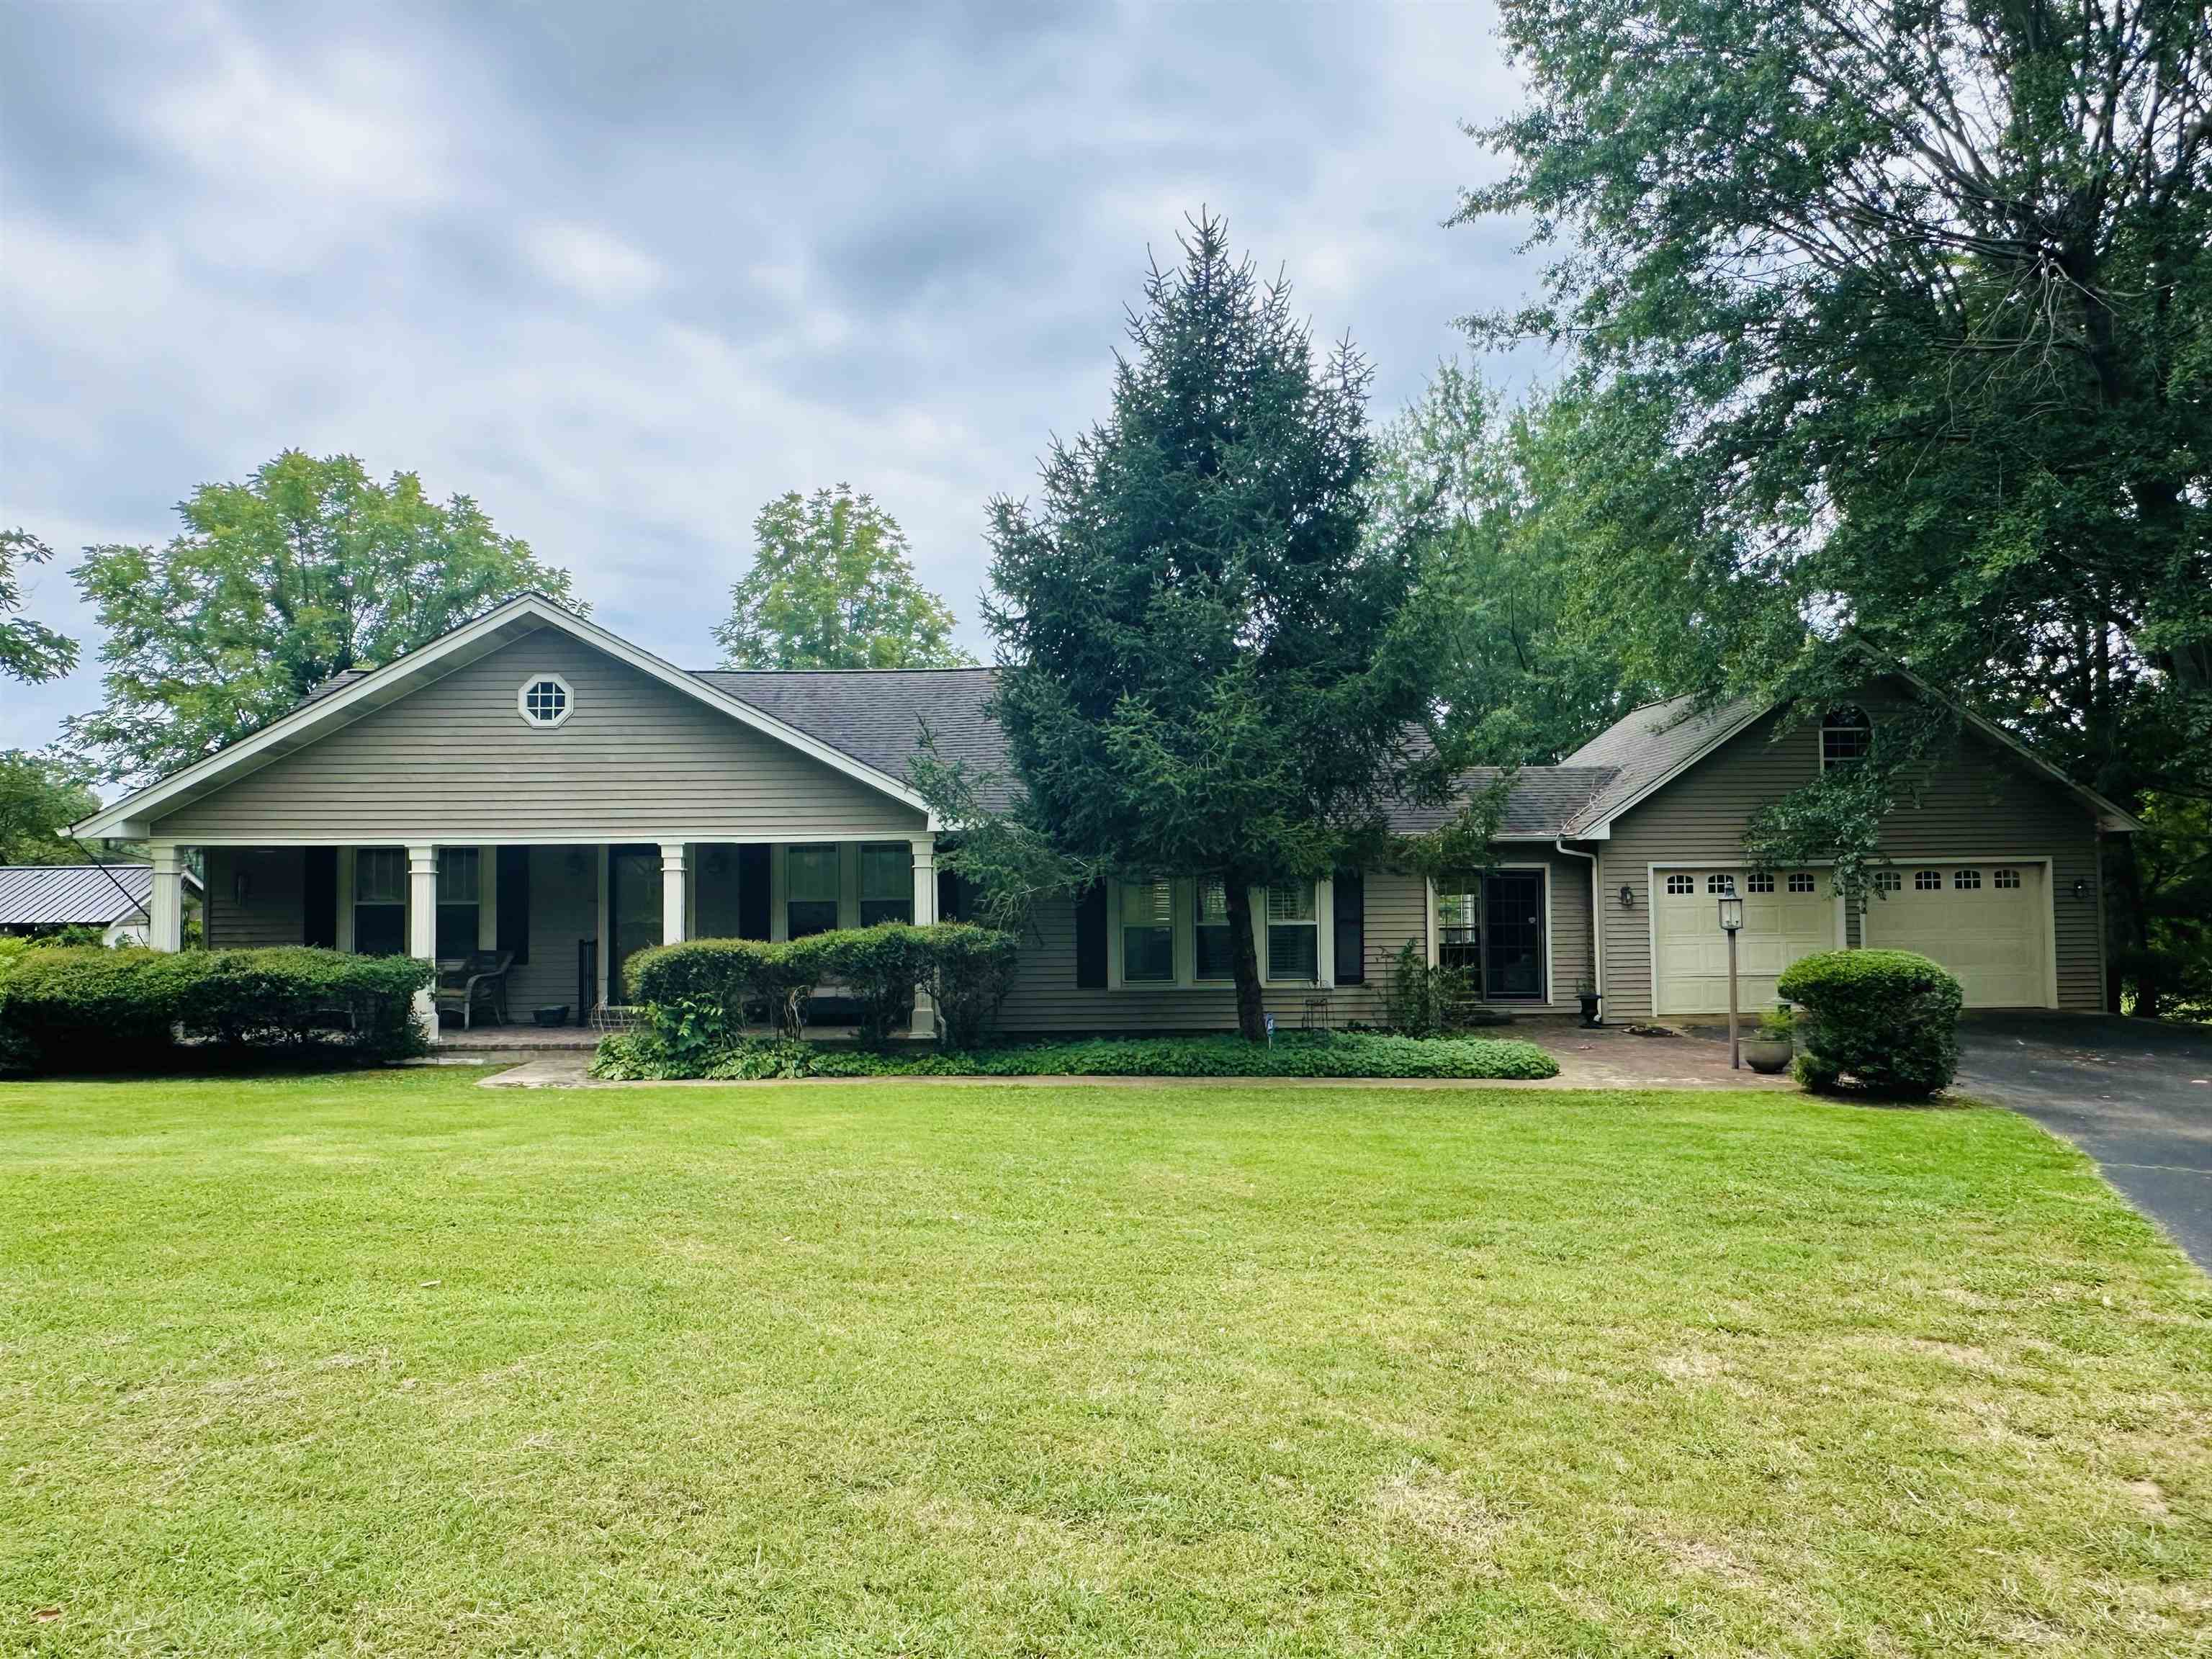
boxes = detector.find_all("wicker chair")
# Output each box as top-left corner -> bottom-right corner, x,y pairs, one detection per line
434,950 -> 513,1029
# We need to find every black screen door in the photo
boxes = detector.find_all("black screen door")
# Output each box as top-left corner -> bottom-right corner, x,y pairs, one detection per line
1482,871 -> 1545,1001
608,845 -> 663,1003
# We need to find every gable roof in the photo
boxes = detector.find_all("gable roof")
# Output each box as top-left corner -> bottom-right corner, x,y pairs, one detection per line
1555,685 -> 2141,836
0,864 -> 199,928
71,594 -> 942,840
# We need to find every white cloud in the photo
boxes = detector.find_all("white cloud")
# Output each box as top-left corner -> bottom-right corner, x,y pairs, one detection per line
523,222 -> 669,304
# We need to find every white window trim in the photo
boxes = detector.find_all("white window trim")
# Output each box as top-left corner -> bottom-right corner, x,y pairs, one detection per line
516,673 -> 575,729
1105,876 -> 1334,991
1425,866 -> 1555,1004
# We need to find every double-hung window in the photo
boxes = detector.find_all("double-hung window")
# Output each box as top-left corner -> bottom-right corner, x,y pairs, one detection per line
786,845 -> 840,938
1193,879 -> 1235,981
1265,884 -> 1319,982
436,848 -> 480,959
858,844 -> 913,926
354,848 -> 406,957
1120,881 -> 1174,983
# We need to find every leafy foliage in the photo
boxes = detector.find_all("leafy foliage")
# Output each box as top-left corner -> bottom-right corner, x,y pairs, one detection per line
1465,0 -> 2212,1002
1373,363 -> 1655,765
919,924 -> 1020,1049
0,750 -> 101,864
972,213 -> 1450,1039
67,451 -> 581,785
1380,938 -> 1476,1038
1776,949 -> 1963,1099
0,529 -> 78,685
0,945 -> 433,1074
714,486 -> 974,670
590,1029 -> 1560,1082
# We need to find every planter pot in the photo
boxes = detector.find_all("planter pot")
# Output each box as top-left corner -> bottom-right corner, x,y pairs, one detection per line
1740,1036 -> 1794,1074
1577,992 -> 1602,1028
534,1005 -> 570,1029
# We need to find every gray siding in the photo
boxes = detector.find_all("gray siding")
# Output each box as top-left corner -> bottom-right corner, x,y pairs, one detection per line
202,848 -> 306,948
1593,696 -> 2105,1018
153,628 -> 926,843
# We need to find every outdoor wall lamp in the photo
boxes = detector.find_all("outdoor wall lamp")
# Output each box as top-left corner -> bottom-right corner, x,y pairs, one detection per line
1619,884 -> 1635,909
2072,878 -> 2089,900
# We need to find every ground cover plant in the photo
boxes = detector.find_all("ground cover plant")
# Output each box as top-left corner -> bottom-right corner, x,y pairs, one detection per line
2,1069 -> 2206,1655
588,1028 -> 1560,1082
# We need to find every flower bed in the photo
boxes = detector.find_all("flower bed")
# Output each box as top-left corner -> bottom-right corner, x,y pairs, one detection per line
590,1029 -> 1560,1082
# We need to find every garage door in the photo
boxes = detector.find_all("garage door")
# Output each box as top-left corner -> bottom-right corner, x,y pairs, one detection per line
1861,863 -> 2049,1007
1653,869 -> 1839,1017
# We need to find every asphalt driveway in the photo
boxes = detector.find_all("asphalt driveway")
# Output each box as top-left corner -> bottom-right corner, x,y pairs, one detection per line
1955,1012 -> 2212,1272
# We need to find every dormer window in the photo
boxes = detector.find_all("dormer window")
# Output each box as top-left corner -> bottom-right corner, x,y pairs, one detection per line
1821,706 -> 1871,768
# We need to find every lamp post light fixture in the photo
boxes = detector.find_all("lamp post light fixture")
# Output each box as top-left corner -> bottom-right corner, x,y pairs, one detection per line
1717,893 -> 1745,1069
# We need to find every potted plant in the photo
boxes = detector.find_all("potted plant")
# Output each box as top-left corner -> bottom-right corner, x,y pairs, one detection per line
1741,1004 -> 1796,1074
1575,979 -> 1602,1028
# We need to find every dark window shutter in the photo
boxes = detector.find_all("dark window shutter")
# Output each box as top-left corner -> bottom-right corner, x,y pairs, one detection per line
302,848 -> 338,949
937,868 -> 961,923
1074,881 -> 1107,989
737,844 -> 771,940
496,846 -> 531,964
1333,869 -> 1365,984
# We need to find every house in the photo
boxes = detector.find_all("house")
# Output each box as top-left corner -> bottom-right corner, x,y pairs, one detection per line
0,863 -> 200,948
70,594 -> 2136,1039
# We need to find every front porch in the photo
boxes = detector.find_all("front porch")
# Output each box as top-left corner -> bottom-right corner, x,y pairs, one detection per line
170,836 -> 945,1043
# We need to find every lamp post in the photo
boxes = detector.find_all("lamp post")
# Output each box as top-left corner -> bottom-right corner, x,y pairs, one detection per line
1717,891 -> 1745,1068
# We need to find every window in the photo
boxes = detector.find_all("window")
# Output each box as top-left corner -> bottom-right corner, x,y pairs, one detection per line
354,848 -> 406,956
1822,706 -> 1871,768
1746,872 -> 1774,894
1914,869 -> 1941,891
1873,870 -> 1902,893
858,843 -> 913,927
1954,868 -> 1982,890
785,845 -> 840,938
1787,871 -> 1817,894
1707,873 -> 1736,895
1193,879 -> 1235,981
1120,881 -> 1174,982
436,848 -> 480,959
1665,874 -> 1695,896
517,674 -> 572,728
1995,868 -> 2021,889
1437,883 -> 1480,972
1266,884 -> 1320,981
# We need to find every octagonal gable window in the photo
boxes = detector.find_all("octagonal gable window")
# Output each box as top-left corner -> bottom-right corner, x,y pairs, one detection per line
518,674 -> 573,728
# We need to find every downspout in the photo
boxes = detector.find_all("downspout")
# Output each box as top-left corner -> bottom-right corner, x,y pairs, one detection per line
1554,838 -> 1601,1015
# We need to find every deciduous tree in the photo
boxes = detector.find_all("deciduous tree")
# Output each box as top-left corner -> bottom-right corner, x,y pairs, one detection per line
0,529 -> 77,685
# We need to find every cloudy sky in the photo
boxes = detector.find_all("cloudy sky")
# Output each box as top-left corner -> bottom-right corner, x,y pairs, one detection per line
2,0 -> 1540,755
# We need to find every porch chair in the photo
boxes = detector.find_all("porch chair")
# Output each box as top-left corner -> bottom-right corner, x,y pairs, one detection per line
435,950 -> 513,1030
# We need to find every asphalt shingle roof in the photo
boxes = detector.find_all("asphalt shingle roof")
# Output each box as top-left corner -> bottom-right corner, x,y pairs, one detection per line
1555,693 -> 1764,835
0,864 -> 158,927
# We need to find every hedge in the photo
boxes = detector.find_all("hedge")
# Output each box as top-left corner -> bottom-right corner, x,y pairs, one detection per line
0,946 -> 434,1074
624,925 -> 1020,1052
1774,948 -> 1964,1099
590,1029 -> 1560,1082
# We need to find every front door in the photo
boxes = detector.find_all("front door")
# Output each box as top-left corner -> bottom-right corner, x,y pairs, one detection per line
608,844 -> 663,1004
1482,871 -> 1545,1001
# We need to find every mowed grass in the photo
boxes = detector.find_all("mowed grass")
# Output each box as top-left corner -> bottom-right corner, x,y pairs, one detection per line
1,1072 -> 2207,1657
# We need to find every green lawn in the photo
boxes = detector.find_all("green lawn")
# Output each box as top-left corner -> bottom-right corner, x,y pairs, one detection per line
2,1073 -> 2206,1656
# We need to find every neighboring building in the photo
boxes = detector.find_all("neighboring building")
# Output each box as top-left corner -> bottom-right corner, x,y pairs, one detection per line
0,863 -> 200,948
70,594 -> 2136,1038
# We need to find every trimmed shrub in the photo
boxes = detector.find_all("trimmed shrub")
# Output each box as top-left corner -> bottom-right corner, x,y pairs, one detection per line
811,926 -> 936,1046
922,924 -> 1020,1049
589,1029 -> 1560,1083
1382,939 -> 1477,1037
0,946 -> 433,1074
1775,949 -> 1963,1099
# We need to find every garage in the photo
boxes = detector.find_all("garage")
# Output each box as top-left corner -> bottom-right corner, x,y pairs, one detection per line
1653,868 -> 1840,1017
1860,861 -> 2051,1007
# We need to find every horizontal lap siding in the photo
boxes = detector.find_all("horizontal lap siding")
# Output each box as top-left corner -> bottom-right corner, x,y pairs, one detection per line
202,848 -> 306,948
1596,695 -> 2105,1019
995,868 -> 1426,1035
1537,850 -> 1594,1010
153,629 -> 925,842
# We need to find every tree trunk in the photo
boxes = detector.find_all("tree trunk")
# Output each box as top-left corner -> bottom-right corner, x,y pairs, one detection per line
2106,834 -> 2157,1019
1223,878 -> 1267,1043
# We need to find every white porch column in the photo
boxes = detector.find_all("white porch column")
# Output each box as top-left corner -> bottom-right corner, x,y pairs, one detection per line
148,841 -> 184,953
660,842 -> 688,946
909,835 -> 938,1040
407,844 -> 439,1038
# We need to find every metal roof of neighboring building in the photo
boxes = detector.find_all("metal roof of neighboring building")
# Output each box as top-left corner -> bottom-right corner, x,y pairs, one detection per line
0,864 -> 168,927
